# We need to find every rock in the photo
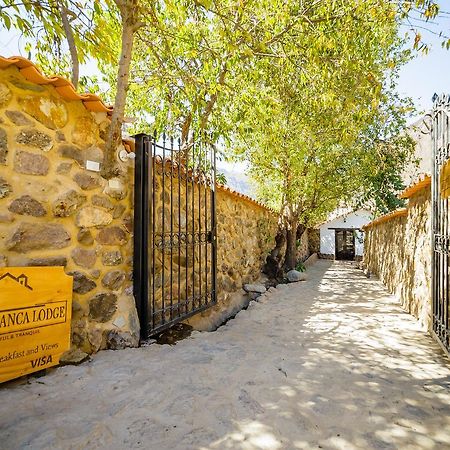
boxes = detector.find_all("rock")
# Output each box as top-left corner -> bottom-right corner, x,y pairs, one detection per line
8,195 -> 46,217
75,207 -> 113,228
52,190 -> 86,217
56,162 -> 73,174
90,269 -> 101,279
123,214 -> 133,233
71,247 -> 96,269
68,270 -> 97,294
88,327 -> 105,352
102,250 -> 122,266
0,176 -> 11,198
72,300 -> 83,314
0,127 -> 7,164
5,110 -> 33,126
113,204 -> 126,219
105,178 -> 127,200
14,151 -> 49,176
16,129 -> 53,152
96,226 -> 127,245
248,292 -> 261,301
73,172 -> 101,190
0,254 -> 7,267
10,79 -> 45,92
85,145 -> 103,164
101,270 -> 126,290
59,348 -> 89,365
59,144 -> 84,165
6,223 -> 71,253
0,83 -> 12,107
91,195 -> 114,210
27,256 -> 67,266
286,269 -> 307,282
107,330 -> 139,350
71,116 -> 98,148
19,96 -> 68,129
89,293 -> 118,322
243,283 -> 267,294
77,228 -> 94,245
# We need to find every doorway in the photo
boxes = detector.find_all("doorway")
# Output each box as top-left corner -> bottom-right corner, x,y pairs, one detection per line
335,229 -> 355,261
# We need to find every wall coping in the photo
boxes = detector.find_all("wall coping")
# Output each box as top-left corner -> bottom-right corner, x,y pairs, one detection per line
217,183 -> 277,214
362,208 -> 407,230
0,55 -> 113,116
399,174 -> 431,199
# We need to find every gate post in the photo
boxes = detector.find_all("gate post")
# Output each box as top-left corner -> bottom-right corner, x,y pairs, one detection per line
133,133 -> 150,339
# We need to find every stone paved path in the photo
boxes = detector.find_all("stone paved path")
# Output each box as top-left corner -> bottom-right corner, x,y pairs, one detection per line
1,261 -> 450,450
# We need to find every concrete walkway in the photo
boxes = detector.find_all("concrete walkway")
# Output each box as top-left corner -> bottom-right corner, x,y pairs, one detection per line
1,261 -> 450,450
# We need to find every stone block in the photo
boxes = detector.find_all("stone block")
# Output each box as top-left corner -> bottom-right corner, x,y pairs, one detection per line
77,228 -> 94,245
8,195 -> 46,216
52,190 -> 86,217
16,128 -> 53,152
71,247 -> 97,269
0,176 -> 11,198
27,256 -> 67,266
0,127 -> 7,164
56,162 -> 73,174
19,95 -> 68,129
6,223 -> 71,252
68,270 -> 97,294
0,82 -> 12,107
101,270 -> 126,290
72,116 -> 98,148
73,172 -> 101,190
75,207 -> 113,228
5,110 -> 33,126
92,194 -> 114,210
14,151 -> 49,175
60,348 -> 89,365
59,144 -> 84,165
102,250 -> 122,266
88,293 -> 118,322
96,226 -> 127,245
106,330 -> 139,350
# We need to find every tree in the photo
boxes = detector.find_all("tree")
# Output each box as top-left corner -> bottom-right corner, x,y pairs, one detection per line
228,0 -> 416,272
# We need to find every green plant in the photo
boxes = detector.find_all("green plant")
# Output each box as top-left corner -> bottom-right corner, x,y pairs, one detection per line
296,262 -> 306,273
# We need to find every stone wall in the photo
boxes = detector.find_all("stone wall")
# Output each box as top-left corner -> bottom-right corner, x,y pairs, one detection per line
215,187 -> 278,301
0,62 -> 279,351
0,65 -> 138,355
363,186 -> 431,330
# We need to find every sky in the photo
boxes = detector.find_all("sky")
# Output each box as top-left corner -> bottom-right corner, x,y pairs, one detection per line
1,14 -> 449,126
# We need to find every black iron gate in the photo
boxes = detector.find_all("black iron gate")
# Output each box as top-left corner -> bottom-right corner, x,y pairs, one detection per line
431,94 -> 450,353
133,134 -> 217,338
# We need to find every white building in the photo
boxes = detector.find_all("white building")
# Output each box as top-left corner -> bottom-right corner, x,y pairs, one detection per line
319,209 -> 373,260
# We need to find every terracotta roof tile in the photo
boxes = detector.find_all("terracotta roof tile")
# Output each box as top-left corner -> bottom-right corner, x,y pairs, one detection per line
362,208 -> 408,230
0,55 -> 113,116
399,173 -> 431,199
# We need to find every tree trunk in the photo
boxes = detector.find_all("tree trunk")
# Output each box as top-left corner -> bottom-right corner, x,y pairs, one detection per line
284,217 -> 298,271
102,0 -> 141,179
263,228 -> 286,279
58,1 -> 79,88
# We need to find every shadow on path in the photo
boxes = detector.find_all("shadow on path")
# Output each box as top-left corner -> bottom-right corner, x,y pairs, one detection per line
1,261 -> 449,449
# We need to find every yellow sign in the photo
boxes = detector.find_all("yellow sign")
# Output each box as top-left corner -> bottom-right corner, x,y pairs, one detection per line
0,267 -> 72,383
